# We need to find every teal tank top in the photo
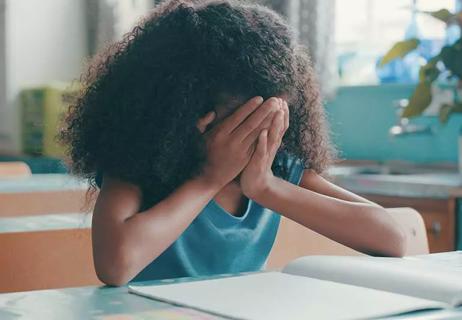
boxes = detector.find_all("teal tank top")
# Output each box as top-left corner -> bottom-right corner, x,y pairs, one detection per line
96,153 -> 305,282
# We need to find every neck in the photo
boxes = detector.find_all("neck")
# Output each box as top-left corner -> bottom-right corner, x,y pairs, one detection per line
228,178 -> 242,190
213,179 -> 248,216
217,179 -> 242,196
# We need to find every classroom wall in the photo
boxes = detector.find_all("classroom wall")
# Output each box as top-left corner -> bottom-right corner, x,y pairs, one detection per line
326,84 -> 462,164
1,0 -> 87,153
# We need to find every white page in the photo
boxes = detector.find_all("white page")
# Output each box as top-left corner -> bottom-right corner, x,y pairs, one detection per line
412,251 -> 462,272
282,255 -> 462,306
129,272 -> 445,320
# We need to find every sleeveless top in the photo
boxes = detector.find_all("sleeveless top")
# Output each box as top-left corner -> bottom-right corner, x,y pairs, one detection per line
95,153 -> 305,282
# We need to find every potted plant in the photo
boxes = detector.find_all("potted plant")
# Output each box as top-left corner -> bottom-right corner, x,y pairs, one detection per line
380,8 -> 462,122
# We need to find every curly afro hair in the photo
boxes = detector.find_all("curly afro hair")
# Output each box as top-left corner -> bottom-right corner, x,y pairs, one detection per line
60,0 -> 335,206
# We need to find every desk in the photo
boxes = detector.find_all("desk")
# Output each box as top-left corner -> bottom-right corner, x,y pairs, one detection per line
0,174 -> 90,216
0,213 -> 98,292
0,212 -> 90,233
0,275 -> 461,320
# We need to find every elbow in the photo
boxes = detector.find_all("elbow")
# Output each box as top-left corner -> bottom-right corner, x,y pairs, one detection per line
360,206 -> 408,258
96,269 -> 131,287
94,248 -> 135,286
389,225 -> 408,257
381,229 -> 407,258
377,207 -> 408,258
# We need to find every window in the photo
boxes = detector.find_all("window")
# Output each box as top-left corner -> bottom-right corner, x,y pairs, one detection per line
336,0 -> 458,85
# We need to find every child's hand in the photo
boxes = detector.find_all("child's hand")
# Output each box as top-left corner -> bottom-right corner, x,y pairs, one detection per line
240,98 -> 289,200
198,96 -> 280,189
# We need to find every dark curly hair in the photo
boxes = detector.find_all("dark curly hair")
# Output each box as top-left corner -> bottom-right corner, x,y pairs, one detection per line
60,0 -> 334,206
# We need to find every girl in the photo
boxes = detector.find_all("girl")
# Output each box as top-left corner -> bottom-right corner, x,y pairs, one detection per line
60,0 -> 406,286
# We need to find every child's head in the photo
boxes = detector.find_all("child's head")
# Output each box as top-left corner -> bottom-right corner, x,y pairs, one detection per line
60,0 -> 334,203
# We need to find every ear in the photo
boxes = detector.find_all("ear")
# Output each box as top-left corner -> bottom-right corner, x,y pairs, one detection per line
196,111 -> 216,133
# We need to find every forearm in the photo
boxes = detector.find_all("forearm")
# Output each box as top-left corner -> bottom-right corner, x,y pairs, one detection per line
253,177 -> 406,257
301,169 -> 379,205
126,176 -> 219,258
93,175 -> 221,284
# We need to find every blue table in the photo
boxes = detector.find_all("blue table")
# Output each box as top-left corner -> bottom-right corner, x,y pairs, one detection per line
0,276 -> 232,320
1,275 -> 461,320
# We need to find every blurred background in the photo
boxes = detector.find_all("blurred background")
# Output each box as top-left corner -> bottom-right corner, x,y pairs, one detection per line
0,0 -> 461,292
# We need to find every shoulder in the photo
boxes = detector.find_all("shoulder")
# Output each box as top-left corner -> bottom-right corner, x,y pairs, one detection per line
274,152 -> 306,186
94,171 -> 140,195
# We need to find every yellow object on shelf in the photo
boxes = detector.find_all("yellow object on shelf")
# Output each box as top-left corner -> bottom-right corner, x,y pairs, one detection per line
20,82 -> 80,157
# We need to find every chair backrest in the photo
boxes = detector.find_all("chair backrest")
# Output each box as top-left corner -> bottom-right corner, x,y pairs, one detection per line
386,207 -> 429,255
267,207 -> 429,269
0,162 -> 31,177
0,228 -> 101,293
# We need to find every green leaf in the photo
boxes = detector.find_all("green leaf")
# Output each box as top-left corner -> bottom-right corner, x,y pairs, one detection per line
439,104 -> 453,123
418,58 -> 440,82
440,39 -> 462,78
424,9 -> 454,23
453,103 -> 462,112
402,82 -> 432,118
380,38 -> 420,66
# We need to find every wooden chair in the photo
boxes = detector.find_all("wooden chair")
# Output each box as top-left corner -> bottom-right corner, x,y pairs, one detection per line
0,162 -> 31,177
267,207 -> 429,269
387,207 -> 429,255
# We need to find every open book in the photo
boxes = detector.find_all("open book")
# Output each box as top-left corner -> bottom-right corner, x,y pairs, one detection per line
129,251 -> 462,320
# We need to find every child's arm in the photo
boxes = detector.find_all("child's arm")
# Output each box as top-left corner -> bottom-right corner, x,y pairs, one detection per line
92,96 -> 280,286
240,99 -> 406,257
93,175 -> 219,286
251,174 -> 406,257
299,169 -> 380,206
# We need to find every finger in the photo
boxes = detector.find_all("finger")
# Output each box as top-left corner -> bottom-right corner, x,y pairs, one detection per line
268,110 -> 284,148
267,111 -> 285,164
242,98 -> 283,146
218,96 -> 264,133
241,110 -> 276,147
196,111 -> 216,133
232,97 -> 280,141
282,101 -> 289,133
247,140 -> 257,157
255,129 -> 268,159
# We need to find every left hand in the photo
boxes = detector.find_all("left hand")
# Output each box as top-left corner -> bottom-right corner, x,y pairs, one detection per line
240,97 -> 289,200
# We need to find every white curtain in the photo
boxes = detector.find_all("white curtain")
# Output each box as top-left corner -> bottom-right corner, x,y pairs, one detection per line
85,0 -> 337,97
85,0 -> 154,56
0,0 -> 7,150
289,0 -> 337,98
261,0 -> 337,98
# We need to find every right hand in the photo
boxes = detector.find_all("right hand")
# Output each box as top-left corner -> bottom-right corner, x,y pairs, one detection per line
197,96 -> 281,189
